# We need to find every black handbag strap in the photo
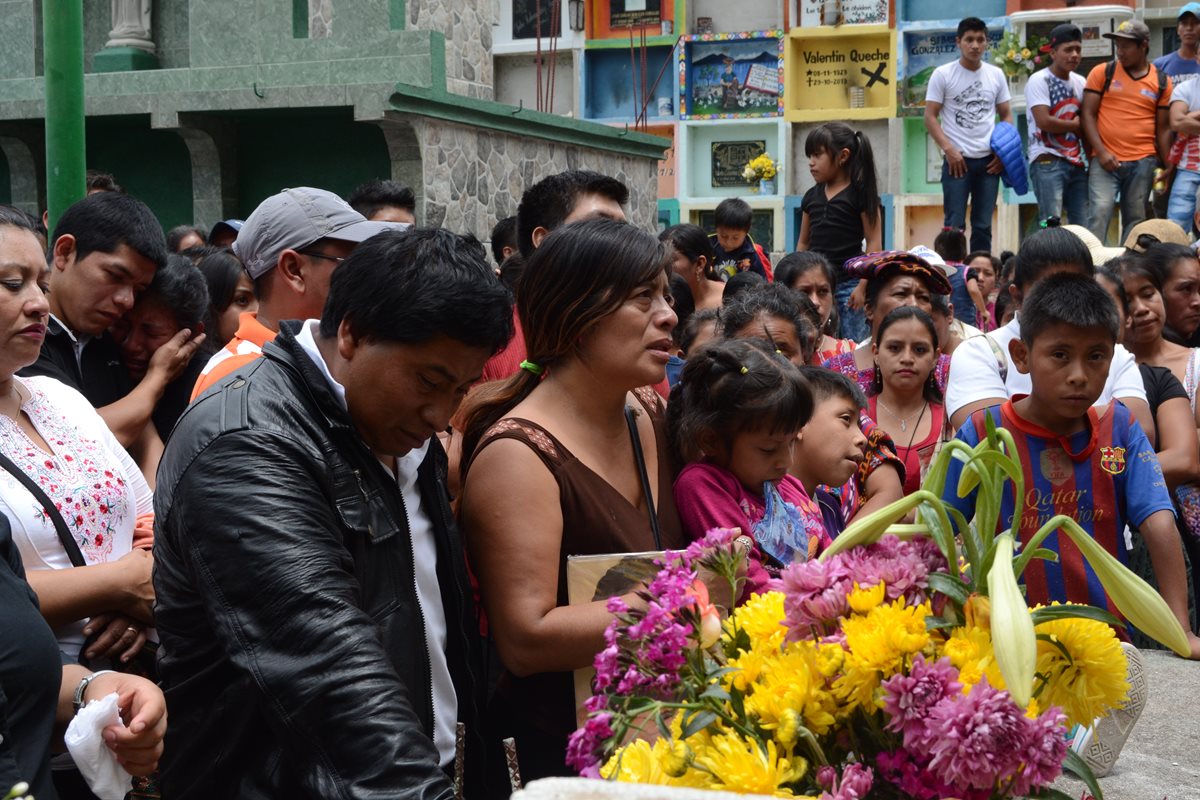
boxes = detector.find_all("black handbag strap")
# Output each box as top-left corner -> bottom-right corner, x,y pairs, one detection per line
624,405 -> 662,551
0,450 -> 86,567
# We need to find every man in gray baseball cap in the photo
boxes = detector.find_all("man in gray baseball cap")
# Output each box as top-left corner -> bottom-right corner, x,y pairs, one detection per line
191,186 -> 402,398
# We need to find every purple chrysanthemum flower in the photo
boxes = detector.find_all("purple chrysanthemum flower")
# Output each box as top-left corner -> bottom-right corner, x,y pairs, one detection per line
684,526 -> 739,563
875,750 -> 989,800
781,557 -> 853,639
1010,707 -> 1068,795
910,534 -> 950,575
881,655 -> 962,743
840,535 -> 935,604
817,763 -> 874,800
919,678 -> 1027,790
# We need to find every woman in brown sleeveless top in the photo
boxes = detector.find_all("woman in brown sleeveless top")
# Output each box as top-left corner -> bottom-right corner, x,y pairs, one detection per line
459,219 -> 685,787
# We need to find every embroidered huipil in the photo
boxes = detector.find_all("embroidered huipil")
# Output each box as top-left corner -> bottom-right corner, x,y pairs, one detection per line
0,376 -> 152,659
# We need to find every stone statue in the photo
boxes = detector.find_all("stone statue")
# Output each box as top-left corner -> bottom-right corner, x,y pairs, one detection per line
106,0 -> 155,54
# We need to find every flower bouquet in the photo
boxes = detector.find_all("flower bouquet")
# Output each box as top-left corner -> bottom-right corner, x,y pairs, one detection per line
743,154 -> 778,194
989,32 -> 1048,80
568,416 -> 1191,798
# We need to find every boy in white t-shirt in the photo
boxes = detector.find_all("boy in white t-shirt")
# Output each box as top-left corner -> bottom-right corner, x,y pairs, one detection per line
1026,24 -> 1089,226
946,226 -> 1151,438
924,17 -> 1014,254
1167,72 -> 1200,233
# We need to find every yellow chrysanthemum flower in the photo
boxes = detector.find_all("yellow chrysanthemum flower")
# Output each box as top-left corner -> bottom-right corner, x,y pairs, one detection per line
602,740 -> 670,783
695,732 -> 807,796
847,581 -> 886,614
1033,607 -> 1130,727
815,641 -> 845,678
726,647 -> 770,692
1007,49 -> 1017,59
725,591 -> 788,650
843,597 -> 930,673
723,592 -> 792,692
743,644 -> 837,736
832,598 -> 930,713
941,624 -> 1005,691
1021,48 -> 1032,59
662,740 -> 692,777
602,738 -> 716,788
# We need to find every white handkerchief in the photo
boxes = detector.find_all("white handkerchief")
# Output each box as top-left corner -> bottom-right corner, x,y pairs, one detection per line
64,691 -> 133,800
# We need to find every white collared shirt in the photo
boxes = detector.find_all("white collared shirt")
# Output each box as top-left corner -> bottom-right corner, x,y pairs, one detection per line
296,320 -> 457,767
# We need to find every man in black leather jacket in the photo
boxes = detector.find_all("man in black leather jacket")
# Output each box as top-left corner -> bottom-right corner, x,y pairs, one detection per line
152,228 -> 513,799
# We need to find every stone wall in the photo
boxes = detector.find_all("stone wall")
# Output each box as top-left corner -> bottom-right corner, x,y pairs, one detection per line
414,118 -> 659,242
409,0 -> 495,100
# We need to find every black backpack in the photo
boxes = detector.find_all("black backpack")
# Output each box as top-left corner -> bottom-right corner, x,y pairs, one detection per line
1100,59 -> 1168,101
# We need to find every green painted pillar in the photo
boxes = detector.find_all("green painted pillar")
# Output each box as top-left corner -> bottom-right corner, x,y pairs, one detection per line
43,0 -> 86,230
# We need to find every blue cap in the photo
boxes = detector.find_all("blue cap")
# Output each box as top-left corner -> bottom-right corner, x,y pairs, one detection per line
208,219 -> 243,245
1180,2 -> 1200,19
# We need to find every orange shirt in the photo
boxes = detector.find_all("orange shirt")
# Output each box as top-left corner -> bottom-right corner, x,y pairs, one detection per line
190,312 -> 278,401
1084,61 -> 1172,162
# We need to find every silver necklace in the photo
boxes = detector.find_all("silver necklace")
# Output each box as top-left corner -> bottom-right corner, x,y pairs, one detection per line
876,396 -> 927,433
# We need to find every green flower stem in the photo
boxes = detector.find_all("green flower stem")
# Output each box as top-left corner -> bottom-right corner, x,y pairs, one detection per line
1012,515 -> 1074,579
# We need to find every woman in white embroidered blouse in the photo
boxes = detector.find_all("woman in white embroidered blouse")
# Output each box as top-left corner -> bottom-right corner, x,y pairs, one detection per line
0,207 -> 154,664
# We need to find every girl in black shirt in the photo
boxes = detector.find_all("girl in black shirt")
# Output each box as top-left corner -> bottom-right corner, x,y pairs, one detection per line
796,123 -> 882,343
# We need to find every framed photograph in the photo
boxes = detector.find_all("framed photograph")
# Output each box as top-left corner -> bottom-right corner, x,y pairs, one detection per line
567,551 -> 666,726
711,140 -> 766,188
1074,19 -> 1110,58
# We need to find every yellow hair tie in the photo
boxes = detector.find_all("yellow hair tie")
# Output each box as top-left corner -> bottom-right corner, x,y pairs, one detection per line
740,366 -> 748,375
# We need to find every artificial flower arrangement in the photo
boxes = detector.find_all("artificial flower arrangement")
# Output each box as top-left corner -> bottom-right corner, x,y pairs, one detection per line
568,416 -> 1190,798
989,32 -> 1048,80
743,153 -> 778,185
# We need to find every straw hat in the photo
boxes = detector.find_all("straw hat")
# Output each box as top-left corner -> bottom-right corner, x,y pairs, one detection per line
1123,219 -> 1191,252
1060,224 -> 1126,266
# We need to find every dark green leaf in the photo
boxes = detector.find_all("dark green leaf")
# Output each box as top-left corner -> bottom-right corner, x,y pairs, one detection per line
1036,633 -> 1074,662
681,709 -> 717,738
925,614 -> 961,631
700,683 -> 731,702
655,710 -> 671,742
917,501 -> 958,572
1063,748 -> 1104,800
730,687 -> 746,719
1031,604 -> 1125,629
927,572 -> 971,606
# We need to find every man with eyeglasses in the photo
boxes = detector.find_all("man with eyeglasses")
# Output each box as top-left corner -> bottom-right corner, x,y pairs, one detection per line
191,187 -> 405,399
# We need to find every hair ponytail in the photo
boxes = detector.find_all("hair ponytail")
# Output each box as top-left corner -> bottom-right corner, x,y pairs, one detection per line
850,129 -> 881,220
804,123 -> 880,220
